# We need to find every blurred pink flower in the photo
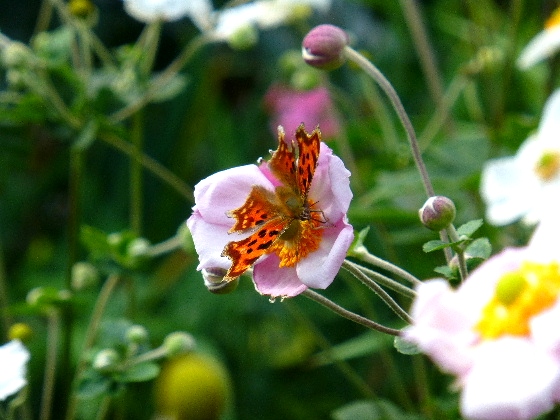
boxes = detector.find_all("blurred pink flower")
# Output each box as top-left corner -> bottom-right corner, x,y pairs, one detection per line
187,125 -> 353,299
404,210 -> 560,420
264,84 -> 341,139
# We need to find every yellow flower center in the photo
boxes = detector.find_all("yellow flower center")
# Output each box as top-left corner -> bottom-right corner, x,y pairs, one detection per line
476,262 -> 560,339
546,7 -> 560,30
534,150 -> 560,181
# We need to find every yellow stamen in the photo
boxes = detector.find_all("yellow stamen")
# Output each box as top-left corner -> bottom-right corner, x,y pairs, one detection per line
476,262 -> 560,339
534,151 -> 560,181
545,7 -> 560,30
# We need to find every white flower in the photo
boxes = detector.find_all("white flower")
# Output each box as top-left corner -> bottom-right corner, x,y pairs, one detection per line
124,0 -> 213,24
0,340 -> 30,401
518,7 -> 560,69
480,89 -> 560,225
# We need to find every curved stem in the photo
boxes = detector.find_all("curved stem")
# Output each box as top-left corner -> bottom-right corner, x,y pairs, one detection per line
352,251 -> 422,287
301,289 -> 401,336
145,234 -> 182,257
345,260 -> 416,299
342,261 -> 413,324
65,274 -> 122,420
343,46 -> 435,198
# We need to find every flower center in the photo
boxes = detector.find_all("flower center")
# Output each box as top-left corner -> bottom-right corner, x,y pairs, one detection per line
534,150 -> 560,181
545,7 -> 560,30
475,262 -> 560,339
270,204 -> 324,268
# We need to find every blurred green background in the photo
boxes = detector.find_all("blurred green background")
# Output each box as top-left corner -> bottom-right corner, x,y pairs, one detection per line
1,0 -> 558,419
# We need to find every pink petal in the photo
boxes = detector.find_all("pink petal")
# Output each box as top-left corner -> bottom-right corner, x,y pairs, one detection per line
193,164 -> 274,226
296,218 -> 353,289
253,254 -> 308,298
186,212 -> 232,271
461,338 -> 560,420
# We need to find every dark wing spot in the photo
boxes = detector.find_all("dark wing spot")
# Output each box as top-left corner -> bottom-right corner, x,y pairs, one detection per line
258,230 -> 268,238
268,230 -> 279,237
257,240 -> 273,250
247,239 -> 257,247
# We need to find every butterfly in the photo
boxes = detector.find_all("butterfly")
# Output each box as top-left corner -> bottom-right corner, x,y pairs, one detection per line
221,124 -> 326,281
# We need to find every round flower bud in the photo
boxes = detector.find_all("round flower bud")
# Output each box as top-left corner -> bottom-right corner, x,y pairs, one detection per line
68,0 -> 95,18
202,267 -> 239,294
8,323 -> 33,343
93,348 -> 120,373
302,24 -> 349,70
71,261 -> 99,291
419,196 -> 456,231
127,238 -> 150,258
126,325 -> 149,344
163,332 -> 196,357
154,353 -> 230,420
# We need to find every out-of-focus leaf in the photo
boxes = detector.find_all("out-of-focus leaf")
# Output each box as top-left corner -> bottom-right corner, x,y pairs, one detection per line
77,373 -> 111,400
332,399 -> 426,420
118,362 -> 160,383
150,74 -> 189,103
311,331 -> 393,366
393,336 -> 421,355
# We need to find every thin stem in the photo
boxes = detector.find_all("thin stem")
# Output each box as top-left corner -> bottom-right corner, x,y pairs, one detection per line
65,274 -> 122,420
399,0 -> 446,109
110,34 -> 211,123
342,261 -> 413,324
345,260 -> 416,299
0,239 -> 12,338
34,0 -> 53,34
446,224 -> 468,281
98,130 -> 194,203
302,289 -> 401,336
40,310 -> 61,420
130,112 -> 144,235
352,250 -> 422,286
413,355 -> 434,419
344,46 -> 435,198
145,234 -> 183,257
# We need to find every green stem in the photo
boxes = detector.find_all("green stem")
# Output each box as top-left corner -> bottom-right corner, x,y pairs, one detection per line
145,234 -> 183,257
446,224 -> 468,281
302,289 -> 401,336
352,250 -> 422,286
65,274 -> 122,420
34,0 -> 53,34
98,130 -> 194,203
40,310 -> 61,420
342,261 -> 413,324
0,239 -> 12,338
343,46 -> 435,198
110,34 -> 211,123
346,260 -> 416,299
413,355 -> 434,419
130,112 -> 144,235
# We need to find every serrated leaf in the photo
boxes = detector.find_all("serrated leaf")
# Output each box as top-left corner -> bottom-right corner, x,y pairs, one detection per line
118,362 -> 160,383
422,240 -> 448,253
466,237 -> 492,260
456,219 -> 483,238
393,336 -> 421,355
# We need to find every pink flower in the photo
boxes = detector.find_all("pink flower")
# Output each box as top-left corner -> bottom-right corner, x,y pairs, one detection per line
187,124 -> 353,298
404,212 -> 560,420
264,84 -> 341,140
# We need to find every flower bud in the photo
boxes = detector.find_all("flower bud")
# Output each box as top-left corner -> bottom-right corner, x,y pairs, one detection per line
71,261 -> 99,291
302,24 -> 349,70
202,267 -> 239,294
127,238 -> 150,258
419,196 -> 456,231
68,0 -> 95,18
8,323 -> 33,343
93,348 -> 120,373
126,325 -> 149,344
163,332 -> 196,357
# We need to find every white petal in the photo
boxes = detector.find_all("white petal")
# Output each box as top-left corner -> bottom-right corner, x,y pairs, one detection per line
0,340 -> 30,401
537,89 -> 560,141
517,26 -> 560,69
461,338 -> 559,420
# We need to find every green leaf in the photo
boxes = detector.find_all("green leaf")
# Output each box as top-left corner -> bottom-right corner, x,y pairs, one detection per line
393,336 -> 421,355
77,373 -> 111,400
80,225 -> 111,258
422,240 -> 448,253
150,74 -> 189,103
332,399 -> 426,420
456,219 -> 483,238
466,237 -> 492,260
311,331 -> 393,366
347,226 -> 370,257
118,362 -> 160,383
434,265 -> 457,280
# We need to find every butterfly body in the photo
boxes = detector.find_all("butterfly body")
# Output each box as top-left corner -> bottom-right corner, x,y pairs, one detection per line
221,124 -> 324,281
